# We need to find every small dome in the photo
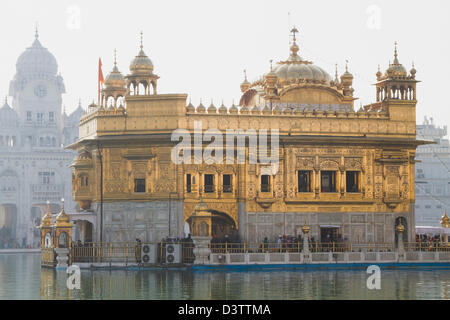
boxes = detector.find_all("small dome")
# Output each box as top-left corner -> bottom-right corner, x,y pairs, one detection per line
207,102 -> 217,113
385,44 -> 407,77
410,63 -> 417,78
186,101 -> 195,113
197,102 -> 206,113
240,70 -> 251,92
129,48 -> 154,74
105,64 -> 126,88
16,34 -> 58,76
230,103 -> 238,114
251,105 -> 260,114
0,99 -> 19,124
240,105 -> 249,114
386,63 -> 407,77
55,200 -> 71,225
218,103 -> 227,114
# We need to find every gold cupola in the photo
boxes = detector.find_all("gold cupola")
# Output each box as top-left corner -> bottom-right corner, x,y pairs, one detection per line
385,42 -> 407,78
441,210 -> 450,228
240,70 -> 251,93
126,32 -> 160,95
55,198 -> 71,226
41,200 -> 53,227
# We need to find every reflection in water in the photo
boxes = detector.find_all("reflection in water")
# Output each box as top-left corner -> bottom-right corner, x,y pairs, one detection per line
1,254 -> 450,299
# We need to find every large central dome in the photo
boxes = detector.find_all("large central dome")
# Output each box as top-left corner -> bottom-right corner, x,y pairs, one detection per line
16,33 -> 58,76
271,42 -> 331,84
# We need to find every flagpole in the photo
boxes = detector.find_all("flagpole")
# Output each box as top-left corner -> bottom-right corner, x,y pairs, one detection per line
98,58 -> 101,106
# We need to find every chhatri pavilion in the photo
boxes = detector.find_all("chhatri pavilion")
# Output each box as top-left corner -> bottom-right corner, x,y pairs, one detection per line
68,28 -> 427,246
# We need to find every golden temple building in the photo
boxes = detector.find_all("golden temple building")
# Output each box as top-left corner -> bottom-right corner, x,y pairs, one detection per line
68,29 -> 428,245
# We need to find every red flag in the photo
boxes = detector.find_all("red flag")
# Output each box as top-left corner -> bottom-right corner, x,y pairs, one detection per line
98,58 -> 104,105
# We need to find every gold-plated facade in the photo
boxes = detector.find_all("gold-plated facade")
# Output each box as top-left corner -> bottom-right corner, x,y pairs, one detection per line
68,31 -> 428,244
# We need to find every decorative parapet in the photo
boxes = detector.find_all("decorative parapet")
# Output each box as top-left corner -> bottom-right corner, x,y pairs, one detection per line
185,102 -> 389,120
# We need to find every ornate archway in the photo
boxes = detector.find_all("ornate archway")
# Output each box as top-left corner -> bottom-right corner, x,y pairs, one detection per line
211,210 -> 238,242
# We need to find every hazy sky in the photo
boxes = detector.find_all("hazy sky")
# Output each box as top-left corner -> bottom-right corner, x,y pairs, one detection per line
0,0 -> 449,132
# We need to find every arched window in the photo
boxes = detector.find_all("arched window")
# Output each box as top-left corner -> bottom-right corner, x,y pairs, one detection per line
107,96 -> 115,108
79,175 -> 89,189
138,82 -> 147,95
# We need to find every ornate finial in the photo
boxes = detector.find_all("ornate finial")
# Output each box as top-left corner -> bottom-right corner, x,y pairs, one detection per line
394,41 -> 398,59
290,26 -> 299,43
114,49 -> 117,66
345,59 -> 349,72
270,60 -> 273,72
412,61 -> 415,68
61,198 -> 65,211
140,31 -> 144,50
35,22 -> 39,39
244,69 -> 248,81
335,63 -> 338,79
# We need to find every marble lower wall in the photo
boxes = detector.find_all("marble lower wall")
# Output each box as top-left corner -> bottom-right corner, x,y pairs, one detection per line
91,201 -> 184,242
242,211 -> 414,244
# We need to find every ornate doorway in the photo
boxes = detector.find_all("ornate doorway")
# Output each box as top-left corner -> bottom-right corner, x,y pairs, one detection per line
211,210 -> 238,242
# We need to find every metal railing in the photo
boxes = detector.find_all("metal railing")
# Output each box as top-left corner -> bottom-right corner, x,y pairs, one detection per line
209,241 -> 450,254
70,241 -> 195,264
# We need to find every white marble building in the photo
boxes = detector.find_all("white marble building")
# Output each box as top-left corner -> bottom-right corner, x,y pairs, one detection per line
0,32 -> 82,248
415,116 -> 450,227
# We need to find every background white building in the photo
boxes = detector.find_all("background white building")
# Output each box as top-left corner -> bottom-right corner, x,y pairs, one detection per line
0,32 -> 82,248
415,116 -> 450,227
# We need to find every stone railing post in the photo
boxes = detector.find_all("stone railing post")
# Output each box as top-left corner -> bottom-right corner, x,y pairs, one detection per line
192,236 -> 212,265
301,221 -> 311,263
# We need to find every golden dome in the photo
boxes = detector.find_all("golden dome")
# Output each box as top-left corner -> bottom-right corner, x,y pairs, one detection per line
218,102 -> 227,114
301,221 -> 310,234
186,100 -> 195,112
396,221 -> 405,233
385,43 -> 407,77
105,56 -> 126,88
240,70 -> 251,93
55,199 -> 71,226
207,101 -> 217,113
40,201 -> 53,227
441,211 -> 450,228
229,104 -> 238,114
129,33 -> 154,74
269,33 -> 332,85
196,101 -> 206,113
